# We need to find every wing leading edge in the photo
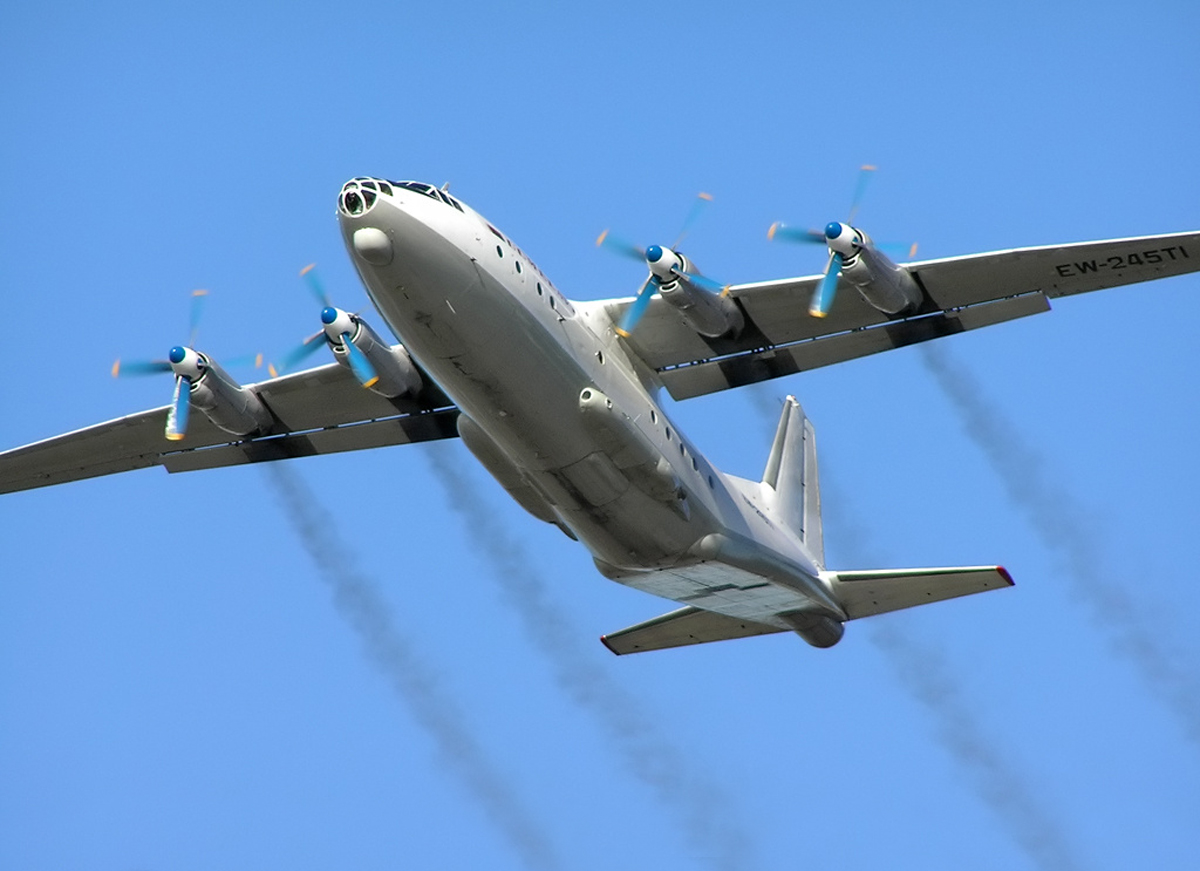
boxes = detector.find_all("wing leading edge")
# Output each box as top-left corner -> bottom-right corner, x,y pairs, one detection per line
0,361 -> 459,495
597,231 -> 1200,400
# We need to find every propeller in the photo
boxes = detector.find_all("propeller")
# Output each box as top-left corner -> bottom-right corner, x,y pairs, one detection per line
275,264 -> 378,388
767,165 -> 881,318
111,290 -> 211,441
596,192 -> 723,336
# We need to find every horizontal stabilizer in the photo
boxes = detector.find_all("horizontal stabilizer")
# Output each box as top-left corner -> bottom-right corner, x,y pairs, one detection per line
830,565 -> 1013,620
601,606 -> 786,655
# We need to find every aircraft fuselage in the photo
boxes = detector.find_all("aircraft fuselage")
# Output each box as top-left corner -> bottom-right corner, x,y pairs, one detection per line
335,179 -> 836,626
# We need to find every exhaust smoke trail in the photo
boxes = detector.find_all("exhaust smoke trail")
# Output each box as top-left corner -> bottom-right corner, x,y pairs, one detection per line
263,462 -> 561,871
425,446 -> 754,871
747,386 -> 1084,871
918,342 -> 1200,746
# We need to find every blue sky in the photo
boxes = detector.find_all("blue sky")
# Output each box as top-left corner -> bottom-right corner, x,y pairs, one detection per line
2,1 -> 1198,869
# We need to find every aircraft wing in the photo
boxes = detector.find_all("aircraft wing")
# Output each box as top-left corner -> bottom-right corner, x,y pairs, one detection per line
0,362 -> 459,495
601,231 -> 1200,400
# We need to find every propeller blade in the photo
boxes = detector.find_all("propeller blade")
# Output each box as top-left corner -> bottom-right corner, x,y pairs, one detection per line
876,241 -> 920,260
187,289 -> 209,348
222,351 -> 265,369
809,251 -> 844,318
615,275 -> 659,338
846,164 -> 877,224
165,376 -> 191,441
672,191 -> 713,249
279,331 -> 328,372
300,263 -> 331,307
112,359 -> 172,378
677,270 -> 727,295
341,332 -> 379,388
595,229 -> 646,263
768,222 -> 828,244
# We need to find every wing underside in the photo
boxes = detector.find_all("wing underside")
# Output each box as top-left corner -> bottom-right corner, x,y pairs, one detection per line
598,231 -> 1200,399
0,361 -> 459,495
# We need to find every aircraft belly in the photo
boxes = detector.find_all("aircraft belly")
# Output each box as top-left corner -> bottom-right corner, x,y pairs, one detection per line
341,202 -> 730,568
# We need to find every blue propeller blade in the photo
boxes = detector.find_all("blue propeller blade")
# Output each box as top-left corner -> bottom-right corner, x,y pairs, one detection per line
672,192 -> 713,249
847,164 -> 877,224
595,230 -> 646,263
280,331 -> 328,372
341,332 -> 379,388
165,376 -> 191,441
112,359 -> 173,377
810,251 -> 843,318
187,289 -> 208,348
768,223 -> 827,245
300,263 -> 331,307
616,275 -> 659,337
678,271 -> 727,295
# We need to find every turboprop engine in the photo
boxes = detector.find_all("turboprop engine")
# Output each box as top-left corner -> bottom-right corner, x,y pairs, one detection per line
318,306 -> 423,399
114,345 -> 273,441
822,222 -> 923,317
644,246 -> 744,338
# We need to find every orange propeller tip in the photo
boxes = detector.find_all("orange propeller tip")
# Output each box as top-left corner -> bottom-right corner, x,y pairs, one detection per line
908,242 -> 919,259
767,222 -> 780,241
363,376 -> 380,389
614,327 -> 631,338
808,309 -> 829,319
111,359 -> 121,378
254,352 -> 263,368
595,229 -> 609,247
191,288 -> 209,297
300,263 -> 317,276
165,432 -> 186,442
698,192 -> 714,201
860,164 -> 878,171
267,363 -> 278,378
720,285 -> 732,298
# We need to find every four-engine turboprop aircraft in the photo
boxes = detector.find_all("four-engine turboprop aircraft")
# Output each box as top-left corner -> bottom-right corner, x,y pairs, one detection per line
3,177 -> 1197,653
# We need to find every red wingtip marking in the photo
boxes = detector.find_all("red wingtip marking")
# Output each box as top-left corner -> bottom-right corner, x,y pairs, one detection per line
599,635 -> 621,656
997,566 -> 1015,586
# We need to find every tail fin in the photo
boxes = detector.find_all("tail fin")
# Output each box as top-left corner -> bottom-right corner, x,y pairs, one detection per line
761,395 -> 824,568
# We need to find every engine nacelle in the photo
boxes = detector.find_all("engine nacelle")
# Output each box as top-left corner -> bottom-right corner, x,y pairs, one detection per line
332,315 -> 423,399
186,357 -> 273,437
656,252 -> 744,338
780,609 -> 845,648
835,226 -> 923,316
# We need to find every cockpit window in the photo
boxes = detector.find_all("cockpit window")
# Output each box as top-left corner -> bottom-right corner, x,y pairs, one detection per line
386,180 -> 465,211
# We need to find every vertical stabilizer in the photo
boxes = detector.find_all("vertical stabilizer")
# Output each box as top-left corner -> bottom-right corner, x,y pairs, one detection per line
762,396 -> 824,568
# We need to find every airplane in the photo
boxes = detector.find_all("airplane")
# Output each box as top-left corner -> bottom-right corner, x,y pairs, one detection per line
2,175 -> 1197,654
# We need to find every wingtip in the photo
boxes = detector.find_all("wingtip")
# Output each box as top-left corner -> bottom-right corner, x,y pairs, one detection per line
997,566 -> 1015,586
